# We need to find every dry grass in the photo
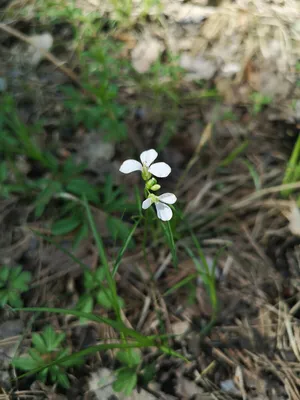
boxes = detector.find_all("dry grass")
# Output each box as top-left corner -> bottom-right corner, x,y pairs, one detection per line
197,0 -> 300,78
1,0 -> 300,398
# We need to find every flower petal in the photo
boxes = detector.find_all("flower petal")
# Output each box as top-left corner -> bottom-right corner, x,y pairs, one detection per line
158,193 -> 177,204
140,149 -> 158,167
119,159 -> 142,174
155,202 -> 173,221
142,198 -> 153,209
148,162 -> 171,178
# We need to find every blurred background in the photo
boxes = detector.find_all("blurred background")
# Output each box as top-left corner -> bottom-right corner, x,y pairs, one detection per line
1,0 -> 300,399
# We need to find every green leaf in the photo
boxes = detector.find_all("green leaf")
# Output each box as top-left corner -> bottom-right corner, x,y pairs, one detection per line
16,270 -> 31,284
0,162 -> 7,182
113,367 -> 137,396
16,342 -> 148,382
8,291 -> 23,307
43,326 -> 58,352
0,266 -> 10,282
83,271 -> 96,290
59,349 -> 83,368
72,222 -> 89,249
94,267 -> 106,283
13,356 -> 40,371
62,158 -> 86,179
37,367 -> 49,382
0,291 -> 8,307
13,271 -> 31,291
96,289 -> 113,309
49,365 -> 59,382
57,372 -> 70,388
77,295 -> 94,315
53,332 -> 66,348
141,363 -> 156,385
106,216 -> 132,244
28,348 -> 44,364
32,333 -> 47,353
51,216 -> 81,236
97,289 -> 124,310
43,152 -> 59,172
35,181 -> 62,218
116,349 -> 141,367
9,266 -> 22,280
66,179 -> 99,203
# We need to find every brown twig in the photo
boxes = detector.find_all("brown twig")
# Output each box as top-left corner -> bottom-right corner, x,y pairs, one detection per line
0,23 -> 82,86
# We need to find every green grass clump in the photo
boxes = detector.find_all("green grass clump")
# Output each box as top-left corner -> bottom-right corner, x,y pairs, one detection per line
77,266 -> 124,318
13,326 -> 83,388
251,92 -> 272,115
0,266 -> 31,308
62,43 -> 129,142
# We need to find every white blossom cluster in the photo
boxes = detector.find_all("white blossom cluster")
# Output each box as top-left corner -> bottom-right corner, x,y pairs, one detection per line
119,149 -> 177,221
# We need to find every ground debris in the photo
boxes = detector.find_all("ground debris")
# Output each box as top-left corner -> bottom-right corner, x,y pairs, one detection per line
131,35 -> 164,73
87,368 -> 157,400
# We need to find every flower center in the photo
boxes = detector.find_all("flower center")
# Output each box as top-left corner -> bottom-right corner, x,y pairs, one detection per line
141,164 -> 152,181
148,193 -> 159,204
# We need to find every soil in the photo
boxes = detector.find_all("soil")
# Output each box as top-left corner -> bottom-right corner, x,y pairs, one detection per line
1,0 -> 300,399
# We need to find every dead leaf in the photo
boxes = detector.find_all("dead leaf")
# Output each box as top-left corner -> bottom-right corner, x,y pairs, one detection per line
131,37 -> 163,73
27,33 -> 53,66
88,368 -> 157,400
172,320 -> 189,336
163,2 -> 216,23
176,377 -> 204,398
77,132 -> 115,167
179,53 -> 217,81
113,32 -> 137,50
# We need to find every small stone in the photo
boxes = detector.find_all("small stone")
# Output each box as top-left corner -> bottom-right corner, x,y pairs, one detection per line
220,379 -> 240,394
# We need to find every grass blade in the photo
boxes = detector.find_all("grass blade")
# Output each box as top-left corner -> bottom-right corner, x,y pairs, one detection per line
219,140 -> 249,167
282,134 -> 300,197
84,197 -> 121,321
160,220 -> 177,267
113,218 -> 140,277
163,274 -> 197,296
15,307 -> 152,345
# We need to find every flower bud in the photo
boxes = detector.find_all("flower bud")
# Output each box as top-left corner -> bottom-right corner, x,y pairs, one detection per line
151,184 -> 161,191
146,177 -> 157,189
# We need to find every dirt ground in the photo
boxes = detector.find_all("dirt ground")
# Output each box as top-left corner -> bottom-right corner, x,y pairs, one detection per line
1,0 -> 300,399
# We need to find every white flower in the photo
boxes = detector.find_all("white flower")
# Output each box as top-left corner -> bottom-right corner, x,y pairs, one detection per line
142,193 -> 177,221
119,149 -> 171,180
